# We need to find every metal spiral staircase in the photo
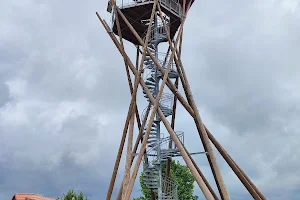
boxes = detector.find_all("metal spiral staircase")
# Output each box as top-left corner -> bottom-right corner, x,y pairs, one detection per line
141,11 -> 184,200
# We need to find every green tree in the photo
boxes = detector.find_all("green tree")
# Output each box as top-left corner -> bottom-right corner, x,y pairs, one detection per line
56,189 -> 88,200
133,160 -> 198,200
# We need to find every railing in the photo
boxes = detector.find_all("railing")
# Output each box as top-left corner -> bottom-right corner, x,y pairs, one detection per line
116,0 -> 182,17
160,131 -> 184,151
148,52 -> 178,76
141,104 -> 152,123
158,56 -> 177,73
108,0 -> 182,32
146,131 -> 184,153
143,52 -> 177,73
142,58 -> 177,82
162,175 -> 178,200
109,4 -> 116,29
142,24 -> 170,43
159,93 -> 174,110
159,0 -> 182,17
141,92 -> 174,123
117,0 -> 153,9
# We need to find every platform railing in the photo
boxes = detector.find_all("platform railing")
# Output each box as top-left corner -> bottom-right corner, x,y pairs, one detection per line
141,22 -> 170,42
116,0 -> 182,17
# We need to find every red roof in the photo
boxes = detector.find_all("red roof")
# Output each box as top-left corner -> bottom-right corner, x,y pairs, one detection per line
12,193 -> 54,200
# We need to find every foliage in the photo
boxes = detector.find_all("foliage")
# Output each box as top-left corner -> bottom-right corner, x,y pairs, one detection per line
134,160 -> 198,200
132,197 -> 146,200
56,189 -> 88,200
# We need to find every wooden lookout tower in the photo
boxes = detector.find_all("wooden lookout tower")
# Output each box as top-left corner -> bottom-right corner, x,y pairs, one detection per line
96,0 -> 266,199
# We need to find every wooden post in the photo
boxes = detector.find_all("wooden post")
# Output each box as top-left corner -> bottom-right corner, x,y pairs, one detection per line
156,3 -> 231,200
205,126 -> 263,200
115,0 -> 160,199
164,78 -> 178,194
112,7 -> 137,199
169,39 -> 264,199
114,4 -> 196,117
101,0 -> 158,197
123,112 -> 135,198
115,103 -> 151,200
122,3 -> 186,198
176,52 -> 231,200
97,12 -> 217,200
183,146 -> 220,200
233,161 -> 266,200
97,1 -> 266,199
120,5 -> 214,198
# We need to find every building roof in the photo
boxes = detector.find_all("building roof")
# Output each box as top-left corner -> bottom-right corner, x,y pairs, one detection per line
12,193 -> 54,200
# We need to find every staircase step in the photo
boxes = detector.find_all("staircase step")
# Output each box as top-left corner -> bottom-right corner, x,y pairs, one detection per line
145,80 -> 156,86
144,177 -> 159,181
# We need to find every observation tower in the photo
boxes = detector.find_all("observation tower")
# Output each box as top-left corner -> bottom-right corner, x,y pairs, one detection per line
96,1 -> 266,199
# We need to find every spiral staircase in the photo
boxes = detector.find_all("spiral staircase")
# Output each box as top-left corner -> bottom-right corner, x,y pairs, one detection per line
141,12 -> 184,200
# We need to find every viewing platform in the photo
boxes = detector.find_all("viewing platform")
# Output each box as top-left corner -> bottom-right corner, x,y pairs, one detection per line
107,0 -> 194,45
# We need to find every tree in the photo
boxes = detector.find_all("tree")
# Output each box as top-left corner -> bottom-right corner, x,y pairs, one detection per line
56,189 -> 88,200
133,160 -> 198,200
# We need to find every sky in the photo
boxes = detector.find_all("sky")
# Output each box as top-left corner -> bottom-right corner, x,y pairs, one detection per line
1,0 -> 300,199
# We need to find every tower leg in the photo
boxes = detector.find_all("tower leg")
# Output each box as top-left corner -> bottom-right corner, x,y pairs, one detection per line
164,78 -> 178,195
115,102 -> 152,200
100,0 -> 158,196
97,1 -> 266,198
97,11 -> 216,199
156,3 -> 231,200
206,127 -> 265,200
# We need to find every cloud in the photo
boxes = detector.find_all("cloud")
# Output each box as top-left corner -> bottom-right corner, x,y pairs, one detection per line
0,0 -> 300,199
179,0 -> 300,199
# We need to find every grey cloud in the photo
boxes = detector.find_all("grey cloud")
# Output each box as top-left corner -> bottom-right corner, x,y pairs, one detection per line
0,83 -> 10,107
179,0 -> 300,198
1,0 -> 300,199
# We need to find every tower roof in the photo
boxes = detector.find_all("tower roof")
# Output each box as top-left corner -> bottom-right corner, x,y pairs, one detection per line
11,193 -> 54,200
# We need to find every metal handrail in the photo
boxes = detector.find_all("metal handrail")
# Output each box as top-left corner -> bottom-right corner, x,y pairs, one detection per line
162,174 -> 178,199
141,92 -> 173,121
117,0 -> 182,17
142,22 -> 170,42
159,93 -> 174,109
146,131 -> 184,153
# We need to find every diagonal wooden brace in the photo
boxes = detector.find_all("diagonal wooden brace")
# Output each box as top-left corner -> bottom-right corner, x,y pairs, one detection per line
97,3 -> 265,199
102,0 -> 160,197
97,11 -> 215,200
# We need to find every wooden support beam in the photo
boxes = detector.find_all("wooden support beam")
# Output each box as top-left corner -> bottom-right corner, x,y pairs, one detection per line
123,111 -> 135,198
164,77 -> 178,194
97,11 -> 213,199
115,102 -> 151,200
156,3 -> 231,200
184,145 -> 220,200
97,2 -> 265,199
179,0 -> 186,55
169,37 -> 264,199
116,0 -> 159,199
205,126 -> 264,200
175,48 -> 231,200
122,3 -> 188,199
113,3 -> 196,118
134,45 -> 156,200
101,0 -> 157,197
106,8 -> 214,200
112,6 -> 134,199
233,160 -> 266,200
122,47 -> 140,200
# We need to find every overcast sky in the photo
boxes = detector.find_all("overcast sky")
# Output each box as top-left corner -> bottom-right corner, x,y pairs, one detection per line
1,0 -> 300,199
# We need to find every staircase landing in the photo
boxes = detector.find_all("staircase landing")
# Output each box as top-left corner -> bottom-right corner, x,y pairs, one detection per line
111,1 -> 183,45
